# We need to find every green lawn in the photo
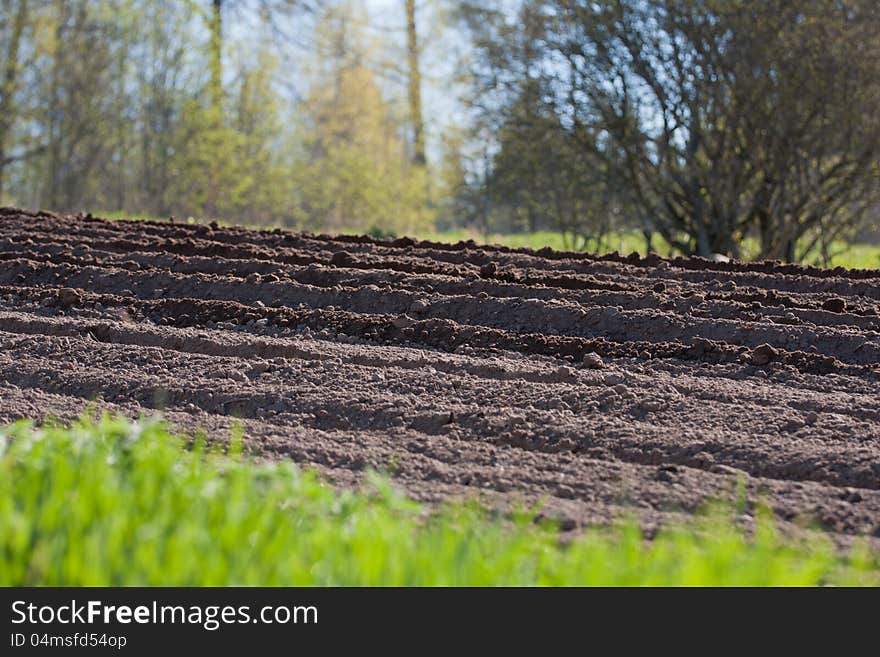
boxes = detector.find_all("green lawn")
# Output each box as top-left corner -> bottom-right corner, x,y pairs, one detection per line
1,415 -> 876,586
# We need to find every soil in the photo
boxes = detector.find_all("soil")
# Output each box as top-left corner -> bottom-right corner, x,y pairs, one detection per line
2,207 -> 879,546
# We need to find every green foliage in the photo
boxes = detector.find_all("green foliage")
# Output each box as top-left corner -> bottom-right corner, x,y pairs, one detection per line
0,0 -> 431,232
3,0 -> 876,266
172,46 -> 290,224
460,0 -> 880,261
289,8 -> 432,235
1,415 -> 876,586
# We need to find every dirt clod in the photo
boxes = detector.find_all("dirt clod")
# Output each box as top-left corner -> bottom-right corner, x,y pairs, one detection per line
58,288 -> 81,306
409,299 -> 430,314
330,251 -> 355,267
603,372 -> 625,386
750,343 -> 778,366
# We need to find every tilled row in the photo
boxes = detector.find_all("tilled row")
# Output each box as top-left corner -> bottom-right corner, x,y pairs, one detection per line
7,206 -> 880,281
4,209 -> 880,296
2,284 -> 874,377
2,257 -> 879,368
0,313 -> 878,488
3,240 -> 879,328
3,381 -> 877,543
0,318 -> 879,544
0,207 -> 878,545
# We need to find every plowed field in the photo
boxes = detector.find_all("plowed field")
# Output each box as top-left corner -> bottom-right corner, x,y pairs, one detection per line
2,207 -> 879,545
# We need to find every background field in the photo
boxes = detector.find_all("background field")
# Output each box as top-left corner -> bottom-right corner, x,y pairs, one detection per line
1,208 -> 878,587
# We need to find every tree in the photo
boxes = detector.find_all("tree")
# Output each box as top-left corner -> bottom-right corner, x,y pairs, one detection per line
458,2 -> 637,246
405,0 -> 425,166
230,46 -> 290,223
0,0 -> 32,200
488,81 -> 633,250
462,0 -> 880,260
40,0 -> 126,211
135,0 -> 194,217
290,4 -> 432,234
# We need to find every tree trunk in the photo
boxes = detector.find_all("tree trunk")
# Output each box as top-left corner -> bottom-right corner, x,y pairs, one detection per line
205,0 -> 223,218
405,0 -> 425,166
47,0 -> 66,211
694,222 -> 711,258
783,238 -> 796,263
209,0 -> 223,114
0,0 -> 29,201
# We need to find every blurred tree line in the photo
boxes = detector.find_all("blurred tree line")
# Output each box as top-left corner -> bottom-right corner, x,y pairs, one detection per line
0,0 -> 434,234
457,0 -> 880,260
1,0 -> 879,261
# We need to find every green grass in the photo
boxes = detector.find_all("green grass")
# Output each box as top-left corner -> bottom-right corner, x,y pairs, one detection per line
1,415 -> 877,586
809,241 -> 880,270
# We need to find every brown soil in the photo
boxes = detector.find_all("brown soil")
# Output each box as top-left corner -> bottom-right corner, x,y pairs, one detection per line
2,207 -> 879,545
